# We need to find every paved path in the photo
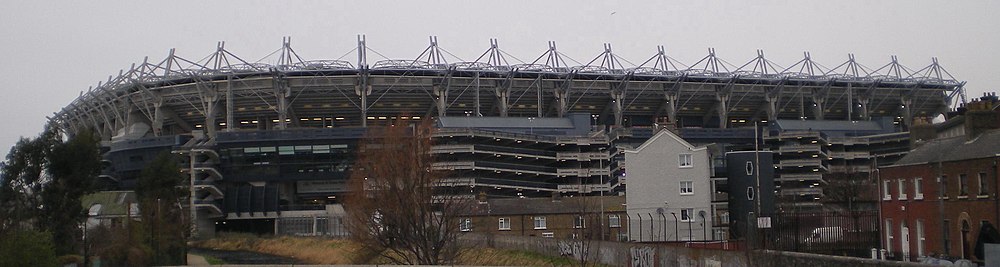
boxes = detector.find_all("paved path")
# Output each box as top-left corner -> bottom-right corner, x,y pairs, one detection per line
186,253 -> 211,266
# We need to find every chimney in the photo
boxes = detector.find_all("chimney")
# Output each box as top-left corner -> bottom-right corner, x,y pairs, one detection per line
909,116 -> 936,148
964,92 -> 1000,140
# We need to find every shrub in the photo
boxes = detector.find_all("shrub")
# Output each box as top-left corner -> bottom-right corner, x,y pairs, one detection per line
0,229 -> 59,267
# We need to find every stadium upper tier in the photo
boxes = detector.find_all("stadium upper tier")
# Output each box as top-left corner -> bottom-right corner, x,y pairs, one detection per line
52,37 -> 964,138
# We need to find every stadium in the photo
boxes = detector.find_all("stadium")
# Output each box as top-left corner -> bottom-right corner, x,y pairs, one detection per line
50,36 -> 964,236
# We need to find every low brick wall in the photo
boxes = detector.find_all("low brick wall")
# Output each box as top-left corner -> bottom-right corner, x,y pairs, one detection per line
461,234 -> 941,267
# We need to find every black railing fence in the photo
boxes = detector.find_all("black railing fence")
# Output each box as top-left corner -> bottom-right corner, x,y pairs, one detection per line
746,211 -> 880,258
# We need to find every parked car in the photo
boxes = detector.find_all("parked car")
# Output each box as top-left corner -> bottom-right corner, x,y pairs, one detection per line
803,226 -> 844,244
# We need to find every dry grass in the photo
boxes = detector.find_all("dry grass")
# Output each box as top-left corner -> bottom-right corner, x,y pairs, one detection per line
192,233 -> 366,264
193,233 -> 584,266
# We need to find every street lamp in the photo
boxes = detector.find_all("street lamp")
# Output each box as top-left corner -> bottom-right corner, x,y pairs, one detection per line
598,147 -> 607,240
527,117 -> 535,134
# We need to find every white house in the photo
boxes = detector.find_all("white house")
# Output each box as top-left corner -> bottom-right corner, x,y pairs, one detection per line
624,129 -> 713,242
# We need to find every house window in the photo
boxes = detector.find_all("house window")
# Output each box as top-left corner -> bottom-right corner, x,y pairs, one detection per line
959,174 -> 968,196
609,215 -> 621,228
979,172 -> 989,196
460,218 -> 472,232
574,216 -> 586,229
916,220 -> 925,257
498,217 -> 511,231
940,175 -> 949,199
679,154 -> 693,167
680,181 -> 694,195
897,179 -> 907,200
541,232 -> 555,238
533,216 -> 547,229
913,178 -> 923,200
885,219 -> 893,253
680,208 -> 695,222
882,179 -> 892,200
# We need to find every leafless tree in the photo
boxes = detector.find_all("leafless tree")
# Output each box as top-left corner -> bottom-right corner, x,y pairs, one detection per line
344,120 -> 471,265
567,196 -> 605,267
823,166 -> 876,213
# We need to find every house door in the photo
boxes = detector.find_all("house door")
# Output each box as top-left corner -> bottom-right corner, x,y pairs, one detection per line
900,223 -> 910,261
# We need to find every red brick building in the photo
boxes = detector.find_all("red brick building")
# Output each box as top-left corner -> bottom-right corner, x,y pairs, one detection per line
879,99 -> 1000,263
458,196 -> 628,240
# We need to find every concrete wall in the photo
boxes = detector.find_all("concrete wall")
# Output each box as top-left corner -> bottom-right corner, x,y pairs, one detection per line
462,233 -> 941,267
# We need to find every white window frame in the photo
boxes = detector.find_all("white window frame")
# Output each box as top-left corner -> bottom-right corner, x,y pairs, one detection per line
898,179 -> 907,200
679,154 -> 693,168
680,181 -> 694,195
883,180 -> 892,200
914,177 -> 923,200
460,218 -> 472,232
574,215 -> 586,229
609,214 -> 621,228
533,216 -> 547,230
680,208 -> 695,222
541,232 -> 555,238
498,217 -> 511,231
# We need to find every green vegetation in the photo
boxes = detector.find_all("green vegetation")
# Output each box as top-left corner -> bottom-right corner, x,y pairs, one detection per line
136,151 -> 189,265
0,229 -> 59,267
0,128 -> 100,263
203,255 -> 226,265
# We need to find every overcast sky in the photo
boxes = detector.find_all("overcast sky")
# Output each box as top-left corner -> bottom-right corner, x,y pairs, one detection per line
1,0 -> 997,158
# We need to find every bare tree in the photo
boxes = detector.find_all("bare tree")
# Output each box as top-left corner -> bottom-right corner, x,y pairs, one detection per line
344,120 -> 470,265
567,196 -> 605,267
823,166 -> 876,213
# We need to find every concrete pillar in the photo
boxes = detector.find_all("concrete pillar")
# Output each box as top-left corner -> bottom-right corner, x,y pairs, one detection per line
434,85 -> 447,117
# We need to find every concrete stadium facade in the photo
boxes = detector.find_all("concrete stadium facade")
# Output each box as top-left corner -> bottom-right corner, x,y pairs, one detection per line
50,37 -> 965,236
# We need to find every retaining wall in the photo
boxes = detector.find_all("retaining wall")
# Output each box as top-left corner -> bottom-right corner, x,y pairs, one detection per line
461,234 -> 940,267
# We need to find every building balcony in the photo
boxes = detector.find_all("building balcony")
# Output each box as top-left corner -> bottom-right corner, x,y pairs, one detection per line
777,144 -> 824,154
777,158 -> 826,168
828,165 -> 872,173
777,187 -> 823,196
828,151 -> 871,159
777,173 -> 823,182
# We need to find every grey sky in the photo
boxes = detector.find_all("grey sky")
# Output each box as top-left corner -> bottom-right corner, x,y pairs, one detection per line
1,1 -> 997,157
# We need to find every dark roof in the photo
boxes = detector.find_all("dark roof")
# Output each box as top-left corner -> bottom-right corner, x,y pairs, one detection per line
893,129 -> 1000,165
464,196 -> 626,216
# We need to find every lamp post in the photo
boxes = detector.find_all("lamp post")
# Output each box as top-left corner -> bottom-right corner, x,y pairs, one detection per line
599,147 -> 606,240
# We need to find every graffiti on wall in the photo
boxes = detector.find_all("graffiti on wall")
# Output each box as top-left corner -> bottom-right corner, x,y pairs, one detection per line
630,246 -> 654,267
559,240 -> 586,258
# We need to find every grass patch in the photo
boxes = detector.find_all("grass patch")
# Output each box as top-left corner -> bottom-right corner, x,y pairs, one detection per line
202,255 -> 225,265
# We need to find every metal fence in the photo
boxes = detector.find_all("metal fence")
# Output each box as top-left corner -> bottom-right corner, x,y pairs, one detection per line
624,213 -> 732,243
276,216 -> 349,237
746,211 -> 880,258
